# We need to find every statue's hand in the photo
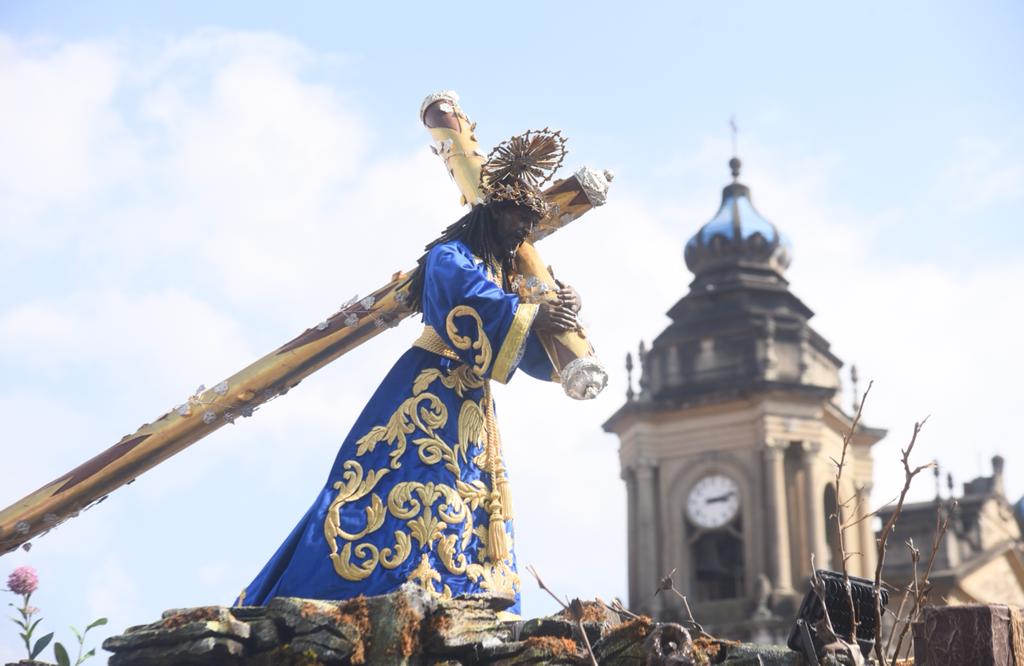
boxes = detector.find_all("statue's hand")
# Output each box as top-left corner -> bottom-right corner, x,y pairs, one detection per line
554,280 -> 582,313
534,301 -> 577,333
548,266 -> 582,313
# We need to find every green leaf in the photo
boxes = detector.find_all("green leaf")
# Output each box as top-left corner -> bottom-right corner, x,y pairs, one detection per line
80,647 -> 96,664
86,617 -> 108,631
71,625 -> 83,643
54,641 -> 71,666
28,617 -> 42,636
31,631 -> 54,659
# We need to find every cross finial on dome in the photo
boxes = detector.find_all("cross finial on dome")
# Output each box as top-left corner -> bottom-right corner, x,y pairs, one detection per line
729,116 -> 741,182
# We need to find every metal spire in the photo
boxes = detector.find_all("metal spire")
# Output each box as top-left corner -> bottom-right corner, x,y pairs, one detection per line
729,116 -> 741,182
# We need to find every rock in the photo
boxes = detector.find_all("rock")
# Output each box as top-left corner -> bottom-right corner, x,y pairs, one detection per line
228,606 -> 268,622
287,628 -> 357,664
357,584 -> 436,665
691,635 -> 726,665
97,592 -> 845,666
261,597 -> 362,663
489,636 -> 586,665
520,616 -> 576,640
245,618 -> 282,653
716,643 -> 805,664
475,639 -> 530,661
261,587 -> 438,664
425,595 -> 516,659
107,635 -> 245,665
592,616 -> 654,664
103,606 -> 250,653
452,592 -> 516,611
265,597 -> 357,639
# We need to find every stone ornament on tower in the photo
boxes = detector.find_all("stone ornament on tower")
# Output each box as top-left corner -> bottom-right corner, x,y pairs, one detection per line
625,351 -> 635,401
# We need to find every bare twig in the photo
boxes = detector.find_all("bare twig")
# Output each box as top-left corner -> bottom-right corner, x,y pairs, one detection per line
809,557 -> 837,636
873,418 -> 933,666
525,564 -> 569,610
889,539 -> 921,661
655,568 -> 711,639
841,495 -> 901,530
832,380 -> 873,643
890,500 -> 954,660
599,596 -> 642,621
568,599 -> 599,666
883,587 -> 912,656
525,565 -> 598,666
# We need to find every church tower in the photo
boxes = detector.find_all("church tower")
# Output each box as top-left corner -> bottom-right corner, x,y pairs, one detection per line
604,157 -> 886,639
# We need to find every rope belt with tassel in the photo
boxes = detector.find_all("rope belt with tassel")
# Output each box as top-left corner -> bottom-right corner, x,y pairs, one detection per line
413,326 -> 513,563
483,382 -> 512,562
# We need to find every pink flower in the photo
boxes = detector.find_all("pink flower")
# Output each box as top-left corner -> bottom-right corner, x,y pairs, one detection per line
7,566 -> 38,595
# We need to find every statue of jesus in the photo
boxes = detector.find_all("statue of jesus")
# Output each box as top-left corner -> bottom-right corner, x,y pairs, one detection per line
236,131 -> 581,614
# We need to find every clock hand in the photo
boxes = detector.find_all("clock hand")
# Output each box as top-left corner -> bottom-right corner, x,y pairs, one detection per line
705,491 -> 736,504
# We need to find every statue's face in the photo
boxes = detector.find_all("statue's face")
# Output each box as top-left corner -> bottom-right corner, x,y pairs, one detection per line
493,206 -> 540,255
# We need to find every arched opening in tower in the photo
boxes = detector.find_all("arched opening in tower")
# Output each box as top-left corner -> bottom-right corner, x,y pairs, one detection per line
824,483 -> 843,571
693,527 -> 745,601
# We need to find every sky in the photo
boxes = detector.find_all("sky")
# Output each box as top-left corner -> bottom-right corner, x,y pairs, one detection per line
1,0 -> 1022,660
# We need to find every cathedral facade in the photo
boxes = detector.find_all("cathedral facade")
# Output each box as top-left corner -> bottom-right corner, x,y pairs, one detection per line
604,158 -> 885,641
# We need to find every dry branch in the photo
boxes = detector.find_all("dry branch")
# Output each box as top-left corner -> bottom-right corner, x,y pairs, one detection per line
525,564 -> 598,666
832,380 -> 873,643
872,418 -> 932,666
888,500 -> 954,660
655,567 -> 710,639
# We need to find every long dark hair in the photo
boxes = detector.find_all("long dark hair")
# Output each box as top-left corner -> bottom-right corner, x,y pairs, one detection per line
404,201 -> 520,313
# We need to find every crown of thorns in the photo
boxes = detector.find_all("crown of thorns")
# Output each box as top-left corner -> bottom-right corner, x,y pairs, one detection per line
480,129 -> 568,216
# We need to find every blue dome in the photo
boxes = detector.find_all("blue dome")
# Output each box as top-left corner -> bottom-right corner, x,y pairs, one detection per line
684,159 -> 791,277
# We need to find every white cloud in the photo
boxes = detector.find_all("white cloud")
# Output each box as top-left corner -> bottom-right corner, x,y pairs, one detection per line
0,289 -> 250,379
87,558 -> 141,627
940,136 -> 1024,211
0,36 -> 138,214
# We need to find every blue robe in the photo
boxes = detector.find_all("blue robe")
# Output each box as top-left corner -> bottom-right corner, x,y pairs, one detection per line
237,239 -> 554,612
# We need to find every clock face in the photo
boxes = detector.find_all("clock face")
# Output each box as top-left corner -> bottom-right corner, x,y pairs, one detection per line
686,474 -> 740,529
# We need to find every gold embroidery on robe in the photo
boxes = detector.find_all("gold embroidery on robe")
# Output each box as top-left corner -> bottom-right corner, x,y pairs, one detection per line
445,305 -> 492,375
323,304 -> 518,599
491,302 -> 539,384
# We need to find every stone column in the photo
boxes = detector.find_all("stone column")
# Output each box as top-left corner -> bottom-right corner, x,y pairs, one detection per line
801,441 -> 829,572
633,457 -> 662,614
798,328 -> 812,383
762,317 -> 779,381
623,469 -> 638,608
763,441 -> 794,592
855,482 -> 877,578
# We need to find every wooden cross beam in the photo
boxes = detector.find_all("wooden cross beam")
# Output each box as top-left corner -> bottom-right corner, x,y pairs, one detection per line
0,91 -> 612,555
421,91 -> 610,398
